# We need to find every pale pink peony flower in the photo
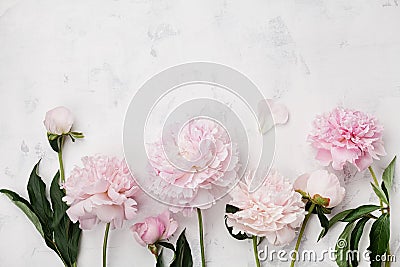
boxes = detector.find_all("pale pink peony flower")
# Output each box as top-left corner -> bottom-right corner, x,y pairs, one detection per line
44,106 -> 74,135
147,119 -> 240,214
226,170 -> 305,246
131,211 -> 178,246
63,155 -> 140,230
294,170 -> 345,208
308,107 -> 386,171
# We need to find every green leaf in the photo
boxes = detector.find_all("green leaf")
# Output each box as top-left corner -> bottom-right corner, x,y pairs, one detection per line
341,205 -> 380,222
225,204 -> 250,240
224,216 -> 250,240
158,241 -> 176,252
368,213 -> 390,267
70,132 -> 84,138
382,156 -> 396,195
51,171 -> 73,265
50,171 -> 67,228
26,162 -> 62,259
47,133 -> 59,141
318,209 -> 353,241
50,171 -> 81,266
335,222 -> 354,267
27,162 -> 53,227
370,182 -> 389,205
0,189 -> 44,237
67,221 -> 81,265
316,206 -> 329,229
225,204 -> 240,214
350,217 -> 370,266
158,241 -> 176,264
48,134 -> 61,152
156,249 -> 164,267
381,181 -> 389,203
170,229 -> 193,267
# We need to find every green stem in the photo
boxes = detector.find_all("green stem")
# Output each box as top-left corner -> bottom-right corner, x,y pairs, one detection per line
72,262 -> 77,267
290,202 -> 316,267
252,236 -> 261,267
103,223 -> 111,267
197,208 -> 206,267
368,166 -> 384,213
58,136 -> 66,183
368,166 -> 391,267
385,247 -> 391,267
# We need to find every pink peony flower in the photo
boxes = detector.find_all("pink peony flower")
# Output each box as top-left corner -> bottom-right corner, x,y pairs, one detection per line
308,107 -> 386,171
226,170 -> 305,246
294,170 -> 345,208
44,106 -> 74,135
146,119 -> 240,213
131,211 -> 178,246
63,155 -> 140,230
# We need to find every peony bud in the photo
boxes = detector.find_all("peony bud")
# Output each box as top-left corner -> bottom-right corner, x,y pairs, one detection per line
294,170 -> 345,208
44,106 -> 74,135
131,211 -> 178,246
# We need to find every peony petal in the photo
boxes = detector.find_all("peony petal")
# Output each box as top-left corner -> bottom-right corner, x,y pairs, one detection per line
315,149 -> 332,166
257,99 -> 289,134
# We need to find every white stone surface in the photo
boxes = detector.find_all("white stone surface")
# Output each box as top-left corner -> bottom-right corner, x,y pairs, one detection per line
1,0 -> 400,266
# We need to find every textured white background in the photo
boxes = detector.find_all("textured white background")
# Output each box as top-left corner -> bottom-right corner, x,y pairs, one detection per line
1,0 -> 400,266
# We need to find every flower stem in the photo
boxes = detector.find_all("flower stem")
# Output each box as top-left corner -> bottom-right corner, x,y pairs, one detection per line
72,262 -> 77,267
368,166 -> 384,212
290,202 -> 316,267
252,236 -> 261,267
368,166 -> 391,267
103,223 -> 111,267
196,208 -> 206,267
58,136 -> 66,183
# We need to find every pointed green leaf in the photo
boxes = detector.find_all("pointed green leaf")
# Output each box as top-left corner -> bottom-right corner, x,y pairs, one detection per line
0,189 -> 44,237
158,241 -> 176,252
50,171 -> 81,266
27,161 -> 53,226
335,222 -> 354,267
368,213 -> 390,267
170,229 -> 193,267
341,205 -> 380,222
382,156 -> 396,195
381,181 -> 389,203
225,204 -> 251,240
156,249 -> 164,267
70,132 -> 84,138
316,206 -> 329,228
50,171 -> 67,228
318,209 -> 354,241
224,216 -> 251,240
67,221 -> 81,265
350,217 -> 370,266
48,134 -> 61,152
26,161 -> 60,258
225,204 -> 240,214
158,241 -> 176,264
370,182 -> 388,205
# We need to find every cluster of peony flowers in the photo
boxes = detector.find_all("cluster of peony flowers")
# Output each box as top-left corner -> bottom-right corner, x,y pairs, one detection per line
147,118 -> 240,214
308,107 -> 386,171
63,155 -> 140,230
226,170 -> 305,246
